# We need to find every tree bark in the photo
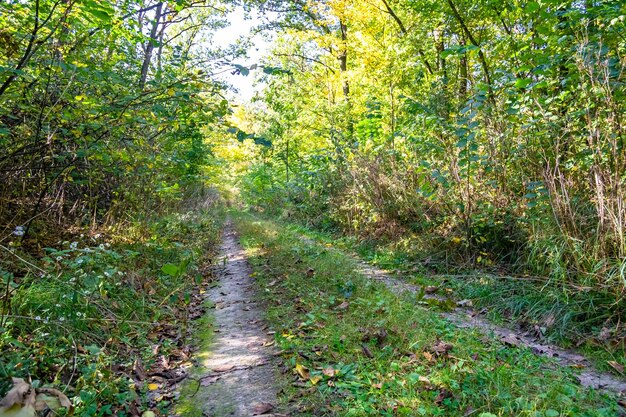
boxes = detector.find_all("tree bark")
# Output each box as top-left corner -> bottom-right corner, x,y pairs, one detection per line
139,2 -> 163,88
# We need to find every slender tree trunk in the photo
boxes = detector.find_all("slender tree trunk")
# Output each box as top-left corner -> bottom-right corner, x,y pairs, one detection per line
459,36 -> 468,100
139,2 -> 163,88
339,19 -> 350,99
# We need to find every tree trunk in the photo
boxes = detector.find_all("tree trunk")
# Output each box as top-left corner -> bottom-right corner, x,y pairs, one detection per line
139,2 -> 163,88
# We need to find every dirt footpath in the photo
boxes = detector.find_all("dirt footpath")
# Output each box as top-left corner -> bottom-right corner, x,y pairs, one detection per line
192,223 -> 281,416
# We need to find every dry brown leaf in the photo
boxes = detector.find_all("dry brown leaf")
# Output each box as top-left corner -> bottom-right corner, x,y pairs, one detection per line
335,301 -> 349,311
0,378 -> 31,409
431,340 -> 453,356
501,334 -> 521,347
212,364 -> 235,373
434,389 -> 453,405
361,344 -> 373,358
35,388 -> 71,409
252,402 -> 274,415
607,360 -> 624,374
200,375 -> 221,386
424,286 -> 439,294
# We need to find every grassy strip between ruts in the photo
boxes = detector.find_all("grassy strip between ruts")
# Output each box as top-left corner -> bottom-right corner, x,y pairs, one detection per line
276,221 -> 626,377
233,213 -> 620,417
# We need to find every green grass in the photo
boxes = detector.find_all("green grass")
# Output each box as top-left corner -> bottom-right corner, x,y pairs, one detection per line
233,213 -> 621,417
175,298 -> 217,417
0,205 -> 224,416
277,219 -> 626,376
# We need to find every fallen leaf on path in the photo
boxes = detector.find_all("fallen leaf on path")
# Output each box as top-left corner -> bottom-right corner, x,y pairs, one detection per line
434,389 -> 452,405
361,344 -> 373,358
322,367 -> 335,377
212,365 -> 235,373
424,286 -> 439,294
608,361 -> 624,374
133,358 -> 147,381
310,375 -> 322,385
35,389 -> 71,409
335,301 -> 349,310
501,334 -> 521,347
295,363 -> 310,380
252,402 -> 274,415
200,375 -> 221,386
0,378 -> 72,415
0,378 -> 31,409
431,340 -> 453,356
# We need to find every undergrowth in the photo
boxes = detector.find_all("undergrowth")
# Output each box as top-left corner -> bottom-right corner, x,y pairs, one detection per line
234,213 -> 620,417
0,204 -> 223,416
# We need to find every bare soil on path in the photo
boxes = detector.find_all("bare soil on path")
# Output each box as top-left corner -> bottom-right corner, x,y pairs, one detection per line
191,223 -> 281,417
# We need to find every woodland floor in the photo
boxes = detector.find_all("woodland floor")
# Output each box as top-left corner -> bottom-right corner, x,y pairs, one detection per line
176,212 -> 626,417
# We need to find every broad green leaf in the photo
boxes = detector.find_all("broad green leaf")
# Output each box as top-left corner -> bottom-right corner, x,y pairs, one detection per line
161,263 -> 179,277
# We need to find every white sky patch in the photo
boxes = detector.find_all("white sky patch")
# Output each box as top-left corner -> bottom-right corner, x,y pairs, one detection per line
211,7 -> 272,102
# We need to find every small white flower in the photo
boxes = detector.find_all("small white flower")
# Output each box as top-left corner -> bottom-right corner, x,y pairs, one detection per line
13,226 -> 25,237
94,233 -> 101,239
35,316 -> 41,321
70,242 -> 78,250
56,256 -> 63,261
98,244 -> 105,250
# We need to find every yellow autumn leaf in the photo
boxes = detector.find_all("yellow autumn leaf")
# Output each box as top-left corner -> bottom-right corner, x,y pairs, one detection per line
147,383 -> 159,391
294,363 -> 309,380
310,375 -> 322,385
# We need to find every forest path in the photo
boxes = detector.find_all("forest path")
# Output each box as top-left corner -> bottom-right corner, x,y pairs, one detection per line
298,235 -> 626,395
192,222 -> 282,417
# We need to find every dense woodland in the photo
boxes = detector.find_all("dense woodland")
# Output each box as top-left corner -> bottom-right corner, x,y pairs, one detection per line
1,0 -> 626,415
